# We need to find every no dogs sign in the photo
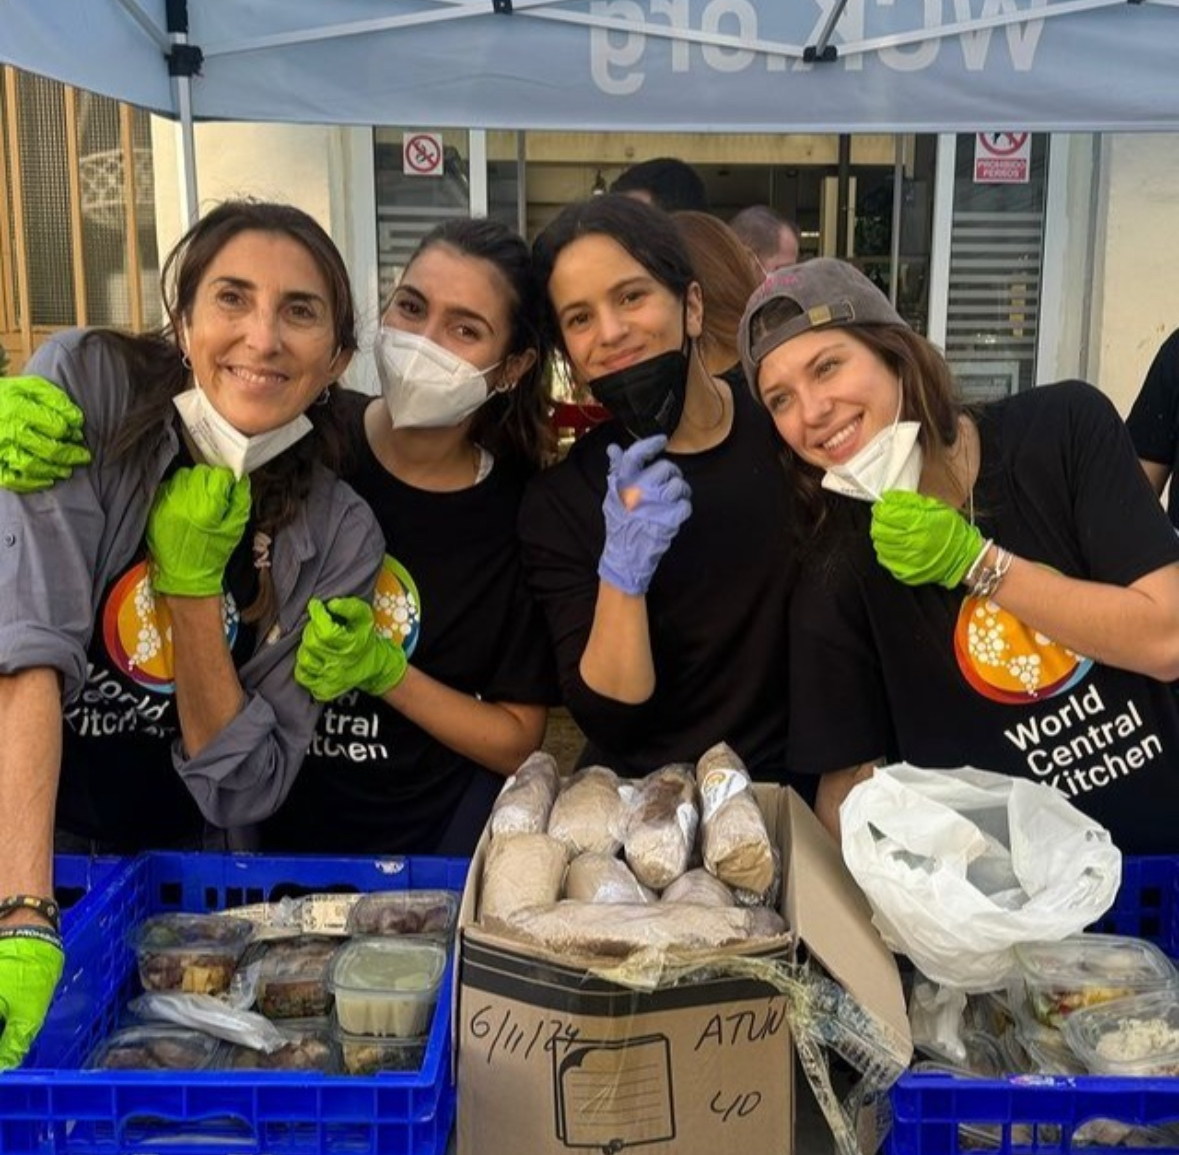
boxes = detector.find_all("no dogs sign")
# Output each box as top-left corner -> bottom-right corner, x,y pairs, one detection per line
974,132 -> 1031,184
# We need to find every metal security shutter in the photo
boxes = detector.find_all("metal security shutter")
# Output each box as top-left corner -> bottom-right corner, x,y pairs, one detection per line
0,66 -> 160,369
943,134 -> 1049,403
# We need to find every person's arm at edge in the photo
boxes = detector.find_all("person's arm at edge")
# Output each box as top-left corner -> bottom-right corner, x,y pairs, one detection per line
382,671 -> 546,775
165,596 -> 246,757
1140,458 -> 1169,498
815,761 -> 877,842
0,670 -> 61,918
172,489 -> 386,827
578,581 -> 656,704
980,551 -> 1179,682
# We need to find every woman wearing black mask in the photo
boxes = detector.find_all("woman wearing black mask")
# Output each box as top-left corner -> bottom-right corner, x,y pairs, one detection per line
520,195 -> 797,779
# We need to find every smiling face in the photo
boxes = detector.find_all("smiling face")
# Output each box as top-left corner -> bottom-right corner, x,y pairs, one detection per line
179,230 -> 348,435
384,243 -> 516,378
756,327 -> 901,469
546,233 -> 701,388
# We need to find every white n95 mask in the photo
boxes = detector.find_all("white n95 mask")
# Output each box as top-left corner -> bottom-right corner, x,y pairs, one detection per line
376,328 -> 499,429
172,380 -> 312,479
821,393 -> 923,503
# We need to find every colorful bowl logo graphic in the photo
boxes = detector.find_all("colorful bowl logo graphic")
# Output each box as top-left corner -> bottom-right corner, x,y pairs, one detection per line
101,561 -> 239,694
372,555 -> 421,658
955,591 -> 1091,704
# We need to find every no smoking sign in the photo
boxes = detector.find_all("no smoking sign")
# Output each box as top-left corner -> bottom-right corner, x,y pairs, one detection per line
974,131 -> 1031,185
403,132 -> 444,177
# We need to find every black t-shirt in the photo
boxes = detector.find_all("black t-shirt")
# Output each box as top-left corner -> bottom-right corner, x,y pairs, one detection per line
789,380 -> 1179,854
1126,328 -> 1179,529
260,390 -> 557,855
58,452 -> 259,849
518,367 -> 798,780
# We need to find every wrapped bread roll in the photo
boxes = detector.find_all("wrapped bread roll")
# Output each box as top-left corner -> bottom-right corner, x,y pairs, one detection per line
488,901 -> 786,958
547,766 -> 626,856
695,743 -> 774,894
623,764 -> 698,890
490,751 -> 560,838
479,833 -> 567,923
661,868 -> 736,908
564,853 -> 655,905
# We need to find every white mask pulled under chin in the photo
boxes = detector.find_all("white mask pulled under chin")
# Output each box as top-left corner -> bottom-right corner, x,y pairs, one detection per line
172,379 -> 313,479
376,328 -> 499,429
821,395 -> 923,503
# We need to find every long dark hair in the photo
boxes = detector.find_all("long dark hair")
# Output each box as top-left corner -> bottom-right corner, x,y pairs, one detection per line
400,217 -> 553,470
532,195 -> 696,358
748,313 -> 965,540
89,199 -> 357,624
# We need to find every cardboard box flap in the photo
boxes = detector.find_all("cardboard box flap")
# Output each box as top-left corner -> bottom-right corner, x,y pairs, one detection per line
782,788 -> 911,1058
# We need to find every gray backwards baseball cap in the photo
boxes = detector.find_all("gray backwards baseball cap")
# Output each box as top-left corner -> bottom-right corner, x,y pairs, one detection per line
738,258 -> 907,392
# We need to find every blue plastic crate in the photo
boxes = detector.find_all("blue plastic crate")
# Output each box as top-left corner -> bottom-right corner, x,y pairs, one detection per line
888,855 -> 1179,1154
5,852 -> 468,1155
52,855 -> 124,929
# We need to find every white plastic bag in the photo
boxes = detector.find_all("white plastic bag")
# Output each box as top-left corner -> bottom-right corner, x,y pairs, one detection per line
840,764 -> 1121,992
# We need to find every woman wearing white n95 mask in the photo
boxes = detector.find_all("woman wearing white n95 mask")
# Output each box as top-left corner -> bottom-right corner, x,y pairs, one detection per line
259,217 -> 558,857
0,200 -> 385,1069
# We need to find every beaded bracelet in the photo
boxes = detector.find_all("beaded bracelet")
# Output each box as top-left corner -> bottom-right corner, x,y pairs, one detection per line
0,895 -> 61,934
969,545 -> 1014,601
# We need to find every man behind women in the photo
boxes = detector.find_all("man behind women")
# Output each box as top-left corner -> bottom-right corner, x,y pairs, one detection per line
1126,328 -> 1179,529
519,195 -> 796,780
611,157 -> 709,213
730,205 -> 801,275
0,201 -> 383,1065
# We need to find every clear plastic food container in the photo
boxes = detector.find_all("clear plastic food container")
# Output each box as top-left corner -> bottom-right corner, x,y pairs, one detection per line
87,1024 -> 222,1070
133,912 -> 254,996
333,1021 -> 428,1075
254,935 -> 339,1019
344,890 -> 459,939
1012,934 -> 1177,1027
1062,989 -> 1179,1076
220,1018 -> 339,1072
328,937 -> 446,1037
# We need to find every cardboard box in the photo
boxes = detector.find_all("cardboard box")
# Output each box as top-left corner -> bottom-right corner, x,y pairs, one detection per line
455,785 -> 911,1155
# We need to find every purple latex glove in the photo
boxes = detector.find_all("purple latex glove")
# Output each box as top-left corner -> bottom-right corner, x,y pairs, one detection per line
599,434 -> 692,596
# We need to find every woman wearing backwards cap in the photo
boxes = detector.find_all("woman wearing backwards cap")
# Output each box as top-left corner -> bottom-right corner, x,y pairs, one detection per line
739,259 -> 1179,855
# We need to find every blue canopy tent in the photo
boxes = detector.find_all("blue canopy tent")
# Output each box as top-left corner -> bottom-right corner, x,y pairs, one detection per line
2,0 -> 1178,221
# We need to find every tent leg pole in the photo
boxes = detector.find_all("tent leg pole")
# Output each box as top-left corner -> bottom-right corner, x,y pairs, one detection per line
468,129 -> 488,218
176,75 -> 198,229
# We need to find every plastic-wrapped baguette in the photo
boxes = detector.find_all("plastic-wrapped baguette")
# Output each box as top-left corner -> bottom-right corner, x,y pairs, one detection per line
547,765 -> 626,856
622,763 -> 698,890
694,742 -> 775,895
479,833 -> 568,923
489,750 -> 561,838
565,853 -> 656,905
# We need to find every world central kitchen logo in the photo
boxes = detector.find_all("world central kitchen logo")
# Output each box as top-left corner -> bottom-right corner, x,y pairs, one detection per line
589,0 -> 1050,94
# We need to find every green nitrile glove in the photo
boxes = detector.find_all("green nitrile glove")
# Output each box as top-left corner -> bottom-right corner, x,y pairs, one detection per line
146,465 -> 251,597
0,931 -> 65,1070
870,489 -> 984,589
0,375 -> 91,493
295,596 -> 408,701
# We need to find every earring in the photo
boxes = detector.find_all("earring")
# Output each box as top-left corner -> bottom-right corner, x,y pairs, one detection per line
180,350 -> 192,370
315,387 -> 331,406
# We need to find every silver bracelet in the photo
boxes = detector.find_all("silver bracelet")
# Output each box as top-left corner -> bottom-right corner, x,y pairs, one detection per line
963,538 -> 994,590
970,545 -> 1014,600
